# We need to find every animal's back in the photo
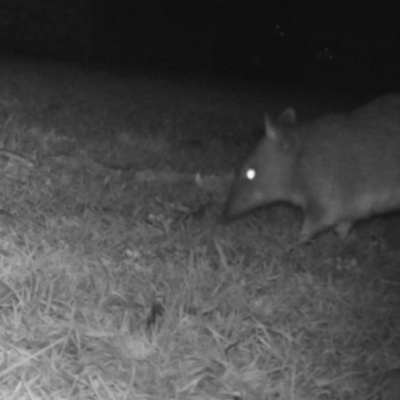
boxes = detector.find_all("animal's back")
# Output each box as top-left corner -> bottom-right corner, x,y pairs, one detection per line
296,95 -> 400,235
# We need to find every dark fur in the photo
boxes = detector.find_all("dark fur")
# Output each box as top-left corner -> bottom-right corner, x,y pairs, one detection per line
224,95 -> 400,242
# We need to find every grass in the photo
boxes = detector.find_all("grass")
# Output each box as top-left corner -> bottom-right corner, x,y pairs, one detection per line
0,55 -> 398,400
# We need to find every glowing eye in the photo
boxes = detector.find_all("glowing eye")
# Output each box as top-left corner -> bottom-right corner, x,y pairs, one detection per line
246,168 -> 256,180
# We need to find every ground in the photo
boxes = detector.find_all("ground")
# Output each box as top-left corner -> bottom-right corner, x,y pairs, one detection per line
0,56 -> 398,400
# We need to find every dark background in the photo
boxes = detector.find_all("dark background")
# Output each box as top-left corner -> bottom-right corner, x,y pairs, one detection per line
0,0 -> 399,91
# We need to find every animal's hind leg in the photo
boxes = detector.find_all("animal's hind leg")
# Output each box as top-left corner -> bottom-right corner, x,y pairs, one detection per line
334,221 -> 352,240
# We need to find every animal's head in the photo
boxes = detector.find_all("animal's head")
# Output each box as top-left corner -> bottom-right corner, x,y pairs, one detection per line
224,108 -> 299,220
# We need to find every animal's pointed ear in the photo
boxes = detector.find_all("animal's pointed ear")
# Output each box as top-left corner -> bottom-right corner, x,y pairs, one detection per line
265,114 -> 278,141
278,107 -> 296,125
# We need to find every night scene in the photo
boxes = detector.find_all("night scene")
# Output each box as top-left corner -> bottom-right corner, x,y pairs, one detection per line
0,1 -> 399,399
